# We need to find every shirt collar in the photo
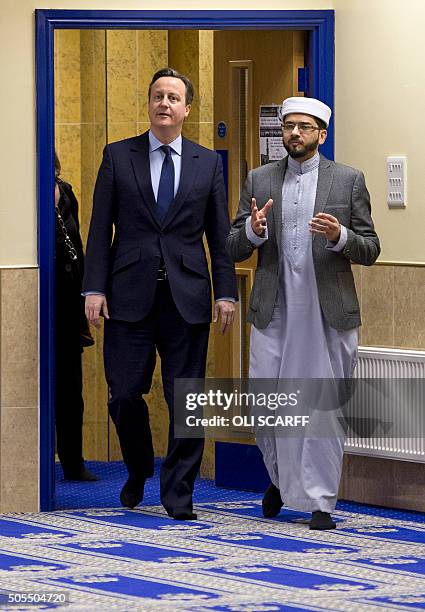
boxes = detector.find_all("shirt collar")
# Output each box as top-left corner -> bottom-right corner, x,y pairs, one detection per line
287,151 -> 320,175
149,130 -> 182,156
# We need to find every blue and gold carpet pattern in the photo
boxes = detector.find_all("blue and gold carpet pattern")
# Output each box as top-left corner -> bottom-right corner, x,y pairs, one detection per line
0,462 -> 424,610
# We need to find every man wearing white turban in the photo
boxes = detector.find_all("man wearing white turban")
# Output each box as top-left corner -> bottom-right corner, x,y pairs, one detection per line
227,97 -> 380,530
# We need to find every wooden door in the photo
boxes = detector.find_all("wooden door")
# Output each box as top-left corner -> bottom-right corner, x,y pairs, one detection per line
213,30 -> 307,380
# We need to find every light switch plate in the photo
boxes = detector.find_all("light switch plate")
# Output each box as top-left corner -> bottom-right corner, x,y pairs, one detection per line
387,156 -> 407,208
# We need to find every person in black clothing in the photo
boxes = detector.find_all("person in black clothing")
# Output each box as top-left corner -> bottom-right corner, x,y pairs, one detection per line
55,153 -> 98,481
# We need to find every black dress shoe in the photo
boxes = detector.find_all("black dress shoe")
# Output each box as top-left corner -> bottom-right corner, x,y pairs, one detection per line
309,511 -> 336,530
262,483 -> 283,518
63,467 -> 99,482
166,510 -> 198,521
120,478 -> 145,509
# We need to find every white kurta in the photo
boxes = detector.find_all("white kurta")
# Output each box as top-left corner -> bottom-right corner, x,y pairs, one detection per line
249,152 -> 358,513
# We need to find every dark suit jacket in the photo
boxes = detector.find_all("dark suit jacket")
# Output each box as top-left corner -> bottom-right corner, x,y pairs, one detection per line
83,132 -> 237,324
227,155 -> 380,331
55,179 -> 87,348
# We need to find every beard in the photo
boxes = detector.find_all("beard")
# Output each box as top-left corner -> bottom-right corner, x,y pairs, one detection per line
284,135 -> 319,159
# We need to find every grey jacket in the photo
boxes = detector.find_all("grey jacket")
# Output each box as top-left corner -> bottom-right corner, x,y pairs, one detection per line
226,155 -> 380,331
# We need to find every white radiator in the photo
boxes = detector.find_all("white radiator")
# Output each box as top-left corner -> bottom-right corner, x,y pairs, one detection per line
345,347 -> 425,463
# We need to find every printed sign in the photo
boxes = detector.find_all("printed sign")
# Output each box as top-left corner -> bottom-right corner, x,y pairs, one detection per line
259,105 -> 287,165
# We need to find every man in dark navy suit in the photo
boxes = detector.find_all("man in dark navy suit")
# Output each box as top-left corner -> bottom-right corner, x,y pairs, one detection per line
83,68 -> 237,520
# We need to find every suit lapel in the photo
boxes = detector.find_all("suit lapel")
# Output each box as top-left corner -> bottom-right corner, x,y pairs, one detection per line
162,137 -> 199,229
271,157 -> 287,256
313,155 -> 334,216
129,132 -> 160,227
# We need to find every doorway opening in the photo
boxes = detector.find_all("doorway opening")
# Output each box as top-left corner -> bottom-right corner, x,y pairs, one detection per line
37,10 -> 335,511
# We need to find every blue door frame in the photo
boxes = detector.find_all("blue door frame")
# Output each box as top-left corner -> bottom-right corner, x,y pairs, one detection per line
36,9 -> 334,511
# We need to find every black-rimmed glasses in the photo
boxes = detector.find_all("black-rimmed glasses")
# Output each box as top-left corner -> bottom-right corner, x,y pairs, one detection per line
282,122 -> 323,134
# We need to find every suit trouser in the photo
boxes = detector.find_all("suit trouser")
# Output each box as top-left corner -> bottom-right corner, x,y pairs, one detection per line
55,339 -> 85,476
104,280 -> 209,514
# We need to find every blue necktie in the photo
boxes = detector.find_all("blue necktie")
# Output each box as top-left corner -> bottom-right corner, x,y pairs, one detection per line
156,145 -> 175,223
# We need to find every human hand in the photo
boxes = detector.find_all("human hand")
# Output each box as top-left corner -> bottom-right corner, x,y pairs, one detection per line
213,300 -> 235,335
251,198 -> 273,236
309,212 -> 341,242
85,295 -> 109,329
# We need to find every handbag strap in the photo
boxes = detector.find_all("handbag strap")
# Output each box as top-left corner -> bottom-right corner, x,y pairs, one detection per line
55,206 -> 78,262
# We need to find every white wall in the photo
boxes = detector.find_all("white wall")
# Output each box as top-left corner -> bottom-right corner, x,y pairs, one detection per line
334,0 -> 425,262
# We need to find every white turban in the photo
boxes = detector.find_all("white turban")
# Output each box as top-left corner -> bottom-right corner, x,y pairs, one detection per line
281,97 -> 332,127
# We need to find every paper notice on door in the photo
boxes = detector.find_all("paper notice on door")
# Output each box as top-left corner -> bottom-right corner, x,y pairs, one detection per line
259,105 -> 287,166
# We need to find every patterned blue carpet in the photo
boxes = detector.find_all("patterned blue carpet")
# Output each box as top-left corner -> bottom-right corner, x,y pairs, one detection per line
0,461 -> 424,610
